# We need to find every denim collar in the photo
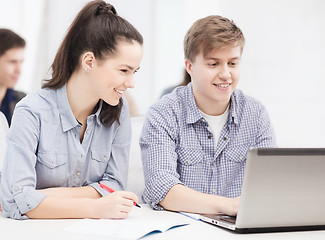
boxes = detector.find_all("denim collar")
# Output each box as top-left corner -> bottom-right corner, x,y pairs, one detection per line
56,84 -> 102,132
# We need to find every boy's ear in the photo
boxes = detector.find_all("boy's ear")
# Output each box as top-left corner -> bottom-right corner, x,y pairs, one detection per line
81,52 -> 95,72
185,59 -> 193,75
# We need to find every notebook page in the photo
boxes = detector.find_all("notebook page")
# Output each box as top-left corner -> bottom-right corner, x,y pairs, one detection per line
66,205 -> 192,239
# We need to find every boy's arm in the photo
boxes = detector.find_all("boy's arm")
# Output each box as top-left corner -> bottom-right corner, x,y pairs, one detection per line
256,104 -> 277,147
160,184 -> 239,216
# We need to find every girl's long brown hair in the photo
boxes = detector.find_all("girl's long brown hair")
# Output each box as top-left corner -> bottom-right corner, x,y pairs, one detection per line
42,0 -> 143,126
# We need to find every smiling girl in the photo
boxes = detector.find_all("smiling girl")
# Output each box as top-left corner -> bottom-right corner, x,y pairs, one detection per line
0,0 -> 143,219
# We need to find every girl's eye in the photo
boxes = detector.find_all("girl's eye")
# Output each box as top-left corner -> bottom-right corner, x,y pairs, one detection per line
209,63 -> 217,67
229,62 -> 238,67
120,69 -> 128,73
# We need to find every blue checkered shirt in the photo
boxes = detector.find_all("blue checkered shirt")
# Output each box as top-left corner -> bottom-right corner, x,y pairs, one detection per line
140,83 -> 276,210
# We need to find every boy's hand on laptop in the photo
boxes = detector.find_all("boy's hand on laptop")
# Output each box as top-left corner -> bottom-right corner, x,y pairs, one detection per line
221,196 -> 240,216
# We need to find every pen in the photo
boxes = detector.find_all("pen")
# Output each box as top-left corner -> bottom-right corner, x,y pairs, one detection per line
99,182 -> 141,208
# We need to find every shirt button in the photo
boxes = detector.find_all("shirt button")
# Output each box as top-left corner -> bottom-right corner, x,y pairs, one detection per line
13,186 -> 18,192
223,137 -> 227,141
211,162 -> 216,167
76,171 -> 81,176
212,190 -> 217,194
90,116 -> 94,119
208,135 -> 212,139
186,160 -> 190,164
86,130 -> 90,134
103,156 -> 107,161
51,162 -> 55,167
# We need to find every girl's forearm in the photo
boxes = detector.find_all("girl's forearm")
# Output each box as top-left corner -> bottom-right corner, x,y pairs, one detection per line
25,196 -> 96,219
39,186 -> 101,199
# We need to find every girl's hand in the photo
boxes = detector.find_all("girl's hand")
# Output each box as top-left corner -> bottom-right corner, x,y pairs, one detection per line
92,191 -> 139,219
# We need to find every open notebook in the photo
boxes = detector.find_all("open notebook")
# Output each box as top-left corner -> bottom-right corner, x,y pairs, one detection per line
66,205 -> 192,239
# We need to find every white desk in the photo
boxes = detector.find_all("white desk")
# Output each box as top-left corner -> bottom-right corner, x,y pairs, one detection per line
1,205 -> 325,240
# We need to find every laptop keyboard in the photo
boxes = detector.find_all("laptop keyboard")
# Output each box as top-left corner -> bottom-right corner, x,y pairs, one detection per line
219,216 -> 236,224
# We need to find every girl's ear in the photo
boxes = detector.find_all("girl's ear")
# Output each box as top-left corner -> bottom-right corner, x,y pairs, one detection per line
81,52 -> 95,73
185,59 -> 193,76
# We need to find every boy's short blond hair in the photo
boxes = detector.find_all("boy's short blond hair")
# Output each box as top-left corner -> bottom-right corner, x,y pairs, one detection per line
184,15 -> 245,62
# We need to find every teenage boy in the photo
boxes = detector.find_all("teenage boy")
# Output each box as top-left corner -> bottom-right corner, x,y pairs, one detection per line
0,29 -> 26,126
140,15 -> 276,216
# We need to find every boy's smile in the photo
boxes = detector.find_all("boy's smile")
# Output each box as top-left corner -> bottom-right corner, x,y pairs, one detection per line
214,82 -> 232,90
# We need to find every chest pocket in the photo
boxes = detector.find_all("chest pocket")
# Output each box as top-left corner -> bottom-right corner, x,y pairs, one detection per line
91,150 -> 110,163
221,145 -> 249,189
38,153 -> 67,168
36,153 -> 69,188
225,144 -> 249,163
176,147 -> 204,187
177,147 -> 204,165
90,148 -> 111,179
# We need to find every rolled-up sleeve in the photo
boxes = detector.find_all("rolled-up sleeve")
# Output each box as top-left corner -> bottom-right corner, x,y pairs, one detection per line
0,105 -> 47,219
140,107 -> 182,210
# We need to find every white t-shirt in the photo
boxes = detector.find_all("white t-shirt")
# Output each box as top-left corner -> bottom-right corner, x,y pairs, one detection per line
199,106 -> 229,151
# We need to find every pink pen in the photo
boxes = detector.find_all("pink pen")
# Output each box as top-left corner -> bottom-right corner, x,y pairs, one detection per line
99,182 -> 141,208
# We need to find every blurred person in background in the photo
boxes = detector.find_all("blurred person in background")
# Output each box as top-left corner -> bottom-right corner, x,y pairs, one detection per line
0,28 -> 26,126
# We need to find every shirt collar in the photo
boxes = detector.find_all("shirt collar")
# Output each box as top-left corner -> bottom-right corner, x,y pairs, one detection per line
185,83 -> 205,124
94,100 -> 103,126
185,83 -> 239,125
56,84 -> 79,132
228,89 -> 239,125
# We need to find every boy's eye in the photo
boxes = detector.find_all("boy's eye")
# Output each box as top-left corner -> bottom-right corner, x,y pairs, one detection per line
120,69 -> 128,73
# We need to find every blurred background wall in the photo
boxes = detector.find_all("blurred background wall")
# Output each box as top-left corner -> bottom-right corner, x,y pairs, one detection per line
0,0 -> 324,147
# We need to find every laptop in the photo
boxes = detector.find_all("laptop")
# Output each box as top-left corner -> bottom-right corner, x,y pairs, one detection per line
200,148 -> 325,233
